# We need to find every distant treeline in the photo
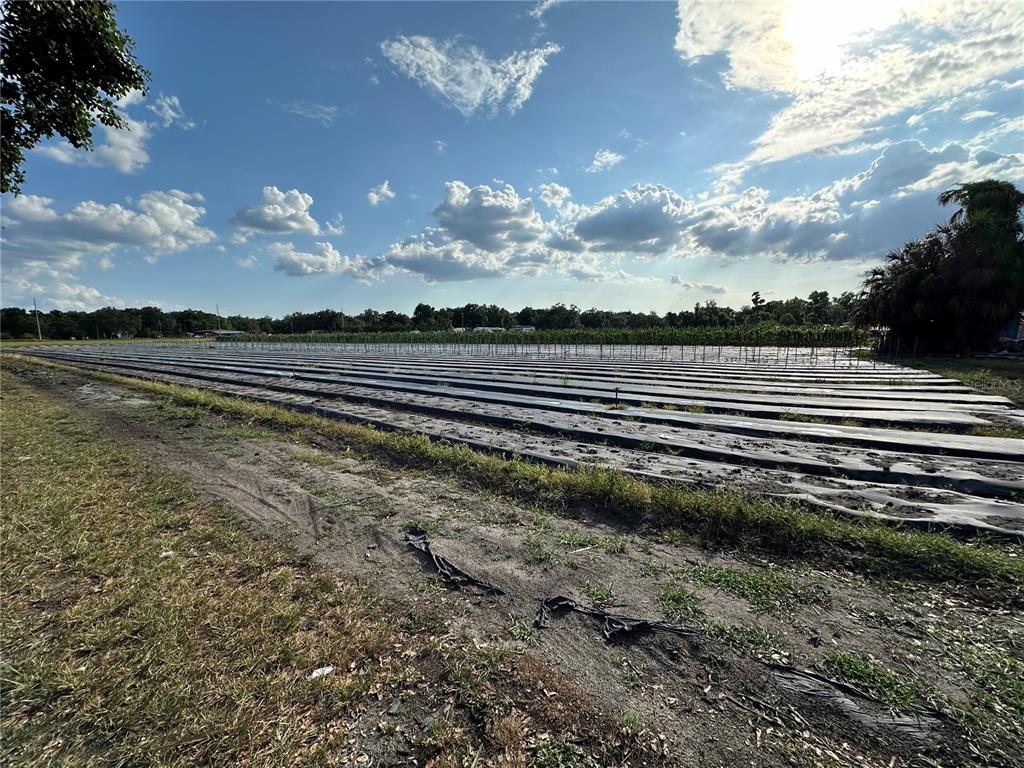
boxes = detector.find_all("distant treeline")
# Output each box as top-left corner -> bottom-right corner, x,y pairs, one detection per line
237,325 -> 870,349
1,290 -> 858,340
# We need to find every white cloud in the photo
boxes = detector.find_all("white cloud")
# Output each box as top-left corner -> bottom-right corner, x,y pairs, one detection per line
269,242 -> 379,279
36,116 -> 151,174
323,215 -> 346,236
367,180 -> 396,206
33,91 -> 198,174
432,181 -> 546,252
832,140 -> 970,202
374,181 -> 557,283
12,278 -> 164,313
381,229 -> 511,282
3,194 -> 60,223
147,94 -> 195,129
380,35 -> 560,117
231,186 -> 322,237
962,109 -> 998,122
280,101 -> 338,126
435,140 -> 448,153
115,89 -> 146,109
538,182 -> 571,209
235,254 -> 259,269
372,128 -> 1021,286
669,276 -> 727,294
585,149 -> 625,173
49,282 -> 128,311
1,191 -> 215,308
2,191 -> 215,269
94,116 -> 152,172
374,181 -> 690,284
572,184 -> 699,256
676,1 -> 1024,167
529,0 -> 565,20
690,139 -> 1024,261
563,260 -> 660,284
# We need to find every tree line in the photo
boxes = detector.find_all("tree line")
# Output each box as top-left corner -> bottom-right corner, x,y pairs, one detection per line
1,291 -> 860,341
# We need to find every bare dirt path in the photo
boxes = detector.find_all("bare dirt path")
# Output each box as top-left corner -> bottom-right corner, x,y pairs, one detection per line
11,360 -> 1022,767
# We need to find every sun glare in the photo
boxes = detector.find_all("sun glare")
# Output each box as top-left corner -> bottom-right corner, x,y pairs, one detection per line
780,0 -> 909,81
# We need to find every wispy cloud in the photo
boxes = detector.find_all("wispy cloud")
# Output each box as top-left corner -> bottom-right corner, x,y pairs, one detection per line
279,101 -> 338,126
381,35 -> 560,117
585,149 -> 624,173
148,94 -> 196,129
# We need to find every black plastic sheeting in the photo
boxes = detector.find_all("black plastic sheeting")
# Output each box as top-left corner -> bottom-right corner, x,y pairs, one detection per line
532,596 -> 943,738
769,664 -> 943,738
404,526 -> 505,595
534,595 -> 701,642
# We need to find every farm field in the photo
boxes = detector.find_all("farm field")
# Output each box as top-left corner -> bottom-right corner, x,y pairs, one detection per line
21,341 -> 1024,535
4,347 -> 1023,767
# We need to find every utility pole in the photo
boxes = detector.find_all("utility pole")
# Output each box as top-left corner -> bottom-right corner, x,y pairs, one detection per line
32,297 -> 42,340
216,303 -> 222,331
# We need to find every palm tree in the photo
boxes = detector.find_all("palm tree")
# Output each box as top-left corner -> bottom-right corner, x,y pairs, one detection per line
857,180 -> 1024,353
937,180 -> 1024,228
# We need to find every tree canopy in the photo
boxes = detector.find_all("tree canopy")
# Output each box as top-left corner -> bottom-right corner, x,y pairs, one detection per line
1,292 -> 860,340
1,0 -> 149,194
856,179 -> 1024,353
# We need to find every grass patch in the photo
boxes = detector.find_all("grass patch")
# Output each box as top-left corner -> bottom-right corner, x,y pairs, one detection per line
677,564 -> 819,614
286,446 -> 341,467
657,585 -> 704,621
535,738 -> 591,768
524,535 -> 557,567
582,581 -> 616,607
819,651 -> 921,710
778,411 -> 828,424
506,615 -> 540,645
7,355 -> 1021,592
704,622 -> 789,662
910,357 -> 1023,404
969,424 -> 1024,439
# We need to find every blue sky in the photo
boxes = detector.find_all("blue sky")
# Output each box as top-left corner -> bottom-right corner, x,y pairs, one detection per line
2,0 -> 1022,317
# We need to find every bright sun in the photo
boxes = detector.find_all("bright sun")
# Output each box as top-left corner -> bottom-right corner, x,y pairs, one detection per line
780,0 -> 910,81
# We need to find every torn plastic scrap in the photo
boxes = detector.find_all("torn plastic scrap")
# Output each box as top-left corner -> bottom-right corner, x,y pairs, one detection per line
404,526 -> 505,595
308,665 -> 335,680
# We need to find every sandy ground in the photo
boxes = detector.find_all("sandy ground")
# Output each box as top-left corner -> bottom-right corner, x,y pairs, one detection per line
13,361 -> 1023,767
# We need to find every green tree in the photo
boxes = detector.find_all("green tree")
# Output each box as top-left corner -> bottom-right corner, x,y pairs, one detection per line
1,0 -> 149,194
856,180 -> 1024,352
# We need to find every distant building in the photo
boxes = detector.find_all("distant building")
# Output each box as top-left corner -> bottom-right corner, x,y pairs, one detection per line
451,327 -> 466,333
472,326 -> 505,332
510,324 -> 536,333
198,329 -> 246,337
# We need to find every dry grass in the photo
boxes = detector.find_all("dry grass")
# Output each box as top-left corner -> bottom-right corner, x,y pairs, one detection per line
0,371 -> 667,767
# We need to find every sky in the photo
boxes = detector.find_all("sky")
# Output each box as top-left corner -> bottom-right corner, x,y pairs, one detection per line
2,0 -> 1023,318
